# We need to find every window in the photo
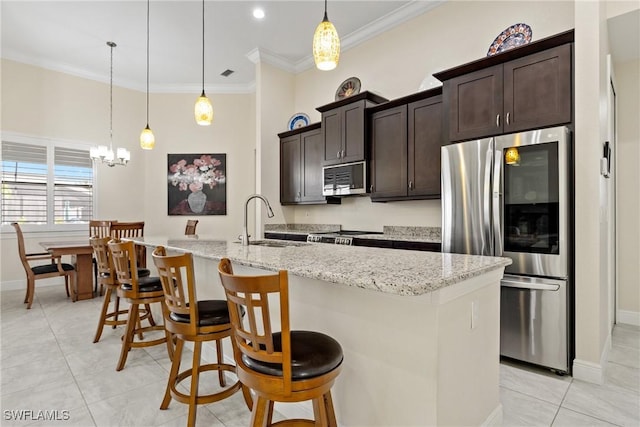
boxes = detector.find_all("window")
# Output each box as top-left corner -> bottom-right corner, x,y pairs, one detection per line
1,136 -> 94,227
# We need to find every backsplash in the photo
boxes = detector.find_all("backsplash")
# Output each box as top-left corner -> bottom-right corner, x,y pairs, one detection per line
383,226 -> 441,240
264,223 -> 341,233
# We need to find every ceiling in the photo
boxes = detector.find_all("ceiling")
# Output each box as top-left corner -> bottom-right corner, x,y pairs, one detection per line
1,0 -> 443,93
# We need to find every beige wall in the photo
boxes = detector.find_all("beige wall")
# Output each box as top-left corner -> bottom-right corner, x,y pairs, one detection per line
288,0 -> 575,229
615,58 -> 640,318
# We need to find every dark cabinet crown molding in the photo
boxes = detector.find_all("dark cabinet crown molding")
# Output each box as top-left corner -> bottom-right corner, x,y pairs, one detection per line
316,91 -> 389,113
278,122 -> 321,138
433,29 -> 574,82
368,87 -> 443,114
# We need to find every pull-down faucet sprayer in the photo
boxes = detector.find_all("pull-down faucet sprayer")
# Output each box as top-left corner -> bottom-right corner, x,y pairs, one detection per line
240,194 -> 275,246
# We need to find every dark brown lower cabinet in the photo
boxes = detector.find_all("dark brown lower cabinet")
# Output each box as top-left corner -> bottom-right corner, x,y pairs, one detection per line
279,125 -> 330,205
369,93 -> 443,202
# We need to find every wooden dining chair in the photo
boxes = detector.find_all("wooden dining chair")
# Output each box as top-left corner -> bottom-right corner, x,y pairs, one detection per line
184,219 -> 199,235
152,247 -> 249,427
110,221 -> 146,268
89,220 -> 116,295
90,236 -> 152,343
12,223 -> 75,309
218,258 -> 344,427
108,238 -> 172,371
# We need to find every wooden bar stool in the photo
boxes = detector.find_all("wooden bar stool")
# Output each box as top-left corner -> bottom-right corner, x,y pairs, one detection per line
184,219 -> 199,235
218,258 -> 343,427
110,221 -> 146,268
89,220 -> 116,295
108,238 -> 173,371
90,236 -> 153,343
152,247 -> 250,427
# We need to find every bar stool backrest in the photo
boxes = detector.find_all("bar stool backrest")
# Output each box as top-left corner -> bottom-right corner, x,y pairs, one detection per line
89,220 -> 116,238
90,236 -> 115,285
108,238 -> 141,298
110,221 -> 145,267
185,220 -> 199,235
218,258 -> 293,394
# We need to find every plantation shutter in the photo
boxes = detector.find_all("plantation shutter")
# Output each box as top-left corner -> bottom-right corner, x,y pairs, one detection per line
1,141 -> 48,224
54,147 -> 93,223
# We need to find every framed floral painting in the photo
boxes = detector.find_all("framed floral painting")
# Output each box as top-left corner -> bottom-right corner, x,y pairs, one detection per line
167,153 -> 227,215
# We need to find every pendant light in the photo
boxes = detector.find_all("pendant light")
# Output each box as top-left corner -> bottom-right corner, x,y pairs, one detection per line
140,0 -> 155,150
312,0 -> 340,71
194,0 -> 213,125
90,41 -> 131,167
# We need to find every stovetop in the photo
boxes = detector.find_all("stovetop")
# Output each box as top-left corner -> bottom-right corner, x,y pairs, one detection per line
307,230 -> 381,245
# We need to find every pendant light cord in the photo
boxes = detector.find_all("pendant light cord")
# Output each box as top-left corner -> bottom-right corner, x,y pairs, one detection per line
201,0 -> 205,94
323,0 -> 328,21
146,0 -> 150,125
109,42 -> 114,150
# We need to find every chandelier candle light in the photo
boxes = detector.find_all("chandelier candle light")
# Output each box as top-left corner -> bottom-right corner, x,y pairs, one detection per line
140,0 -> 155,149
194,0 -> 213,125
312,0 -> 340,71
90,41 -> 131,167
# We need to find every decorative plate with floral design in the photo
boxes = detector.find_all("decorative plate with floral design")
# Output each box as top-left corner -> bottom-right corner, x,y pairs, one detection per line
487,23 -> 532,56
335,77 -> 361,101
287,113 -> 310,130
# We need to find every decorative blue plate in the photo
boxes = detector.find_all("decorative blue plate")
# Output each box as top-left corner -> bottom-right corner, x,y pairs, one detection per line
287,113 -> 310,130
487,23 -> 532,56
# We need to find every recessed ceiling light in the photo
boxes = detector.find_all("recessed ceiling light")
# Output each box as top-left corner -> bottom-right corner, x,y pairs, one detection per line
252,8 -> 265,20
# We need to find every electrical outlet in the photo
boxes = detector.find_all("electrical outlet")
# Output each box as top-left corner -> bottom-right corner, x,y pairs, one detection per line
471,300 -> 479,329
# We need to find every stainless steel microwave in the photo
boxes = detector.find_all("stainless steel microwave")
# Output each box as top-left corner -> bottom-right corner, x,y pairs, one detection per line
322,161 -> 367,196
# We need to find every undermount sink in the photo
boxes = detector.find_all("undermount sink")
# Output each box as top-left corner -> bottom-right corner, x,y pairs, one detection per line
241,240 -> 308,248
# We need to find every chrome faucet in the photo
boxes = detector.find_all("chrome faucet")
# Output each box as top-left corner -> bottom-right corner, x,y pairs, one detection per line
240,194 -> 275,246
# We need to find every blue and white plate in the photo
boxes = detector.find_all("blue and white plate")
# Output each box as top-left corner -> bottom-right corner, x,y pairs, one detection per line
487,23 -> 532,56
287,113 -> 310,130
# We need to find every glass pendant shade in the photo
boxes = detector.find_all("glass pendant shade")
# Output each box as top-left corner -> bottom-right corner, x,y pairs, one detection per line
313,16 -> 340,71
195,91 -> 213,126
140,125 -> 155,150
505,147 -> 521,165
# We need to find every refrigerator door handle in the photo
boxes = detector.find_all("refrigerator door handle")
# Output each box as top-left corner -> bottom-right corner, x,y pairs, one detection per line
501,279 -> 560,291
492,145 -> 503,256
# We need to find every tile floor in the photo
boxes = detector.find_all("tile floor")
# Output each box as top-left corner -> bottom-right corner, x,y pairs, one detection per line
1,286 -> 639,426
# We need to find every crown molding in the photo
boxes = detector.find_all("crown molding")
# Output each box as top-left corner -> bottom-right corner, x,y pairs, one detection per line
245,47 -> 297,74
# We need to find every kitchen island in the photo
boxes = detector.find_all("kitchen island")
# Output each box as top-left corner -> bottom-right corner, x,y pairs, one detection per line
134,235 -> 511,426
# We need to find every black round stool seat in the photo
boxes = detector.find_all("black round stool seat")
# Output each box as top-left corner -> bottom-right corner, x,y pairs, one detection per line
243,330 -> 343,380
120,276 -> 162,292
169,300 -> 231,327
99,268 -> 150,281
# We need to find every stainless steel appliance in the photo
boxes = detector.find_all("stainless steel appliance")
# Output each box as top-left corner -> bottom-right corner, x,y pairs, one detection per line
322,161 -> 367,196
441,126 -> 572,373
307,230 -> 376,245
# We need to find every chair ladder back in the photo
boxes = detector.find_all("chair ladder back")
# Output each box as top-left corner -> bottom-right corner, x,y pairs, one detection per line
108,239 -> 139,296
110,221 -> 146,268
218,260 -> 292,388
152,247 -> 198,333
185,219 -> 199,235
11,223 -> 30,271
89,220 -> 115,238
90,236 -> 114,277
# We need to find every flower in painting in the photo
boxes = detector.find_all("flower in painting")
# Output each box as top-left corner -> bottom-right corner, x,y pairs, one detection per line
169,155 -> 226,192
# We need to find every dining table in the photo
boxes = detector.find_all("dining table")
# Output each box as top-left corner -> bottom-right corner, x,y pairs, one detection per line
39,239 -> 95,301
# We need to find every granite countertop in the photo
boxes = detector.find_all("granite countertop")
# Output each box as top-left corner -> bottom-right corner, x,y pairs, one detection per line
134,235 -> 510,297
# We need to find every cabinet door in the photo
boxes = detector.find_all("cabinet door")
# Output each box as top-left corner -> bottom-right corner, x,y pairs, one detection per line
322,109 -> 343,165
447,64 -> 504,142
370,105 -> 408,199
408,97 -> 442,198
342,100 -> 366,163
503,44 -> 572,133
280,135 -> 301,204
300,128 -> 325,203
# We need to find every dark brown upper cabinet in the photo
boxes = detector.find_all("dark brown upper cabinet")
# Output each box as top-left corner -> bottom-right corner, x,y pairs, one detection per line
369,89 -> 443,202
435,30 -> 573,143
279,124 -> 331,205
317,91 -> 388,166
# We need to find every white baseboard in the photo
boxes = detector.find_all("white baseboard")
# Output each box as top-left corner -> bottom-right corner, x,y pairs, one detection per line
572,332 -> 611,384
617,310 -> 640,326
196,340 -> 314,421
482,403 -> 503,427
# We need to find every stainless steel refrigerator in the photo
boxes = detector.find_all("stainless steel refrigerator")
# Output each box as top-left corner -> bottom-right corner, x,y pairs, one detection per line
441,126 -> 572,373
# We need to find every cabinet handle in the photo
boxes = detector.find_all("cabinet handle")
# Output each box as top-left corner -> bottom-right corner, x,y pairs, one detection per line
370,185 -> 374,192
337,151 -> 341,159
506,112 -> 510,125
408,180 -> 414,190
496,114 -> 500,127
341,149 -> 345,158
297,191 -> 301,198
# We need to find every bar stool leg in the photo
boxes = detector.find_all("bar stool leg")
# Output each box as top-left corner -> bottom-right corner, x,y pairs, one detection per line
215,339 -> 226,387
161,338 -> 184,410
188,341 -> 202,427
116,303 -> 139,371
93,287 -> 113,343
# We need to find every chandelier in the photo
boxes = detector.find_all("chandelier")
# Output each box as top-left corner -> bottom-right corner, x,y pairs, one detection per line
90,41 -> 130,167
